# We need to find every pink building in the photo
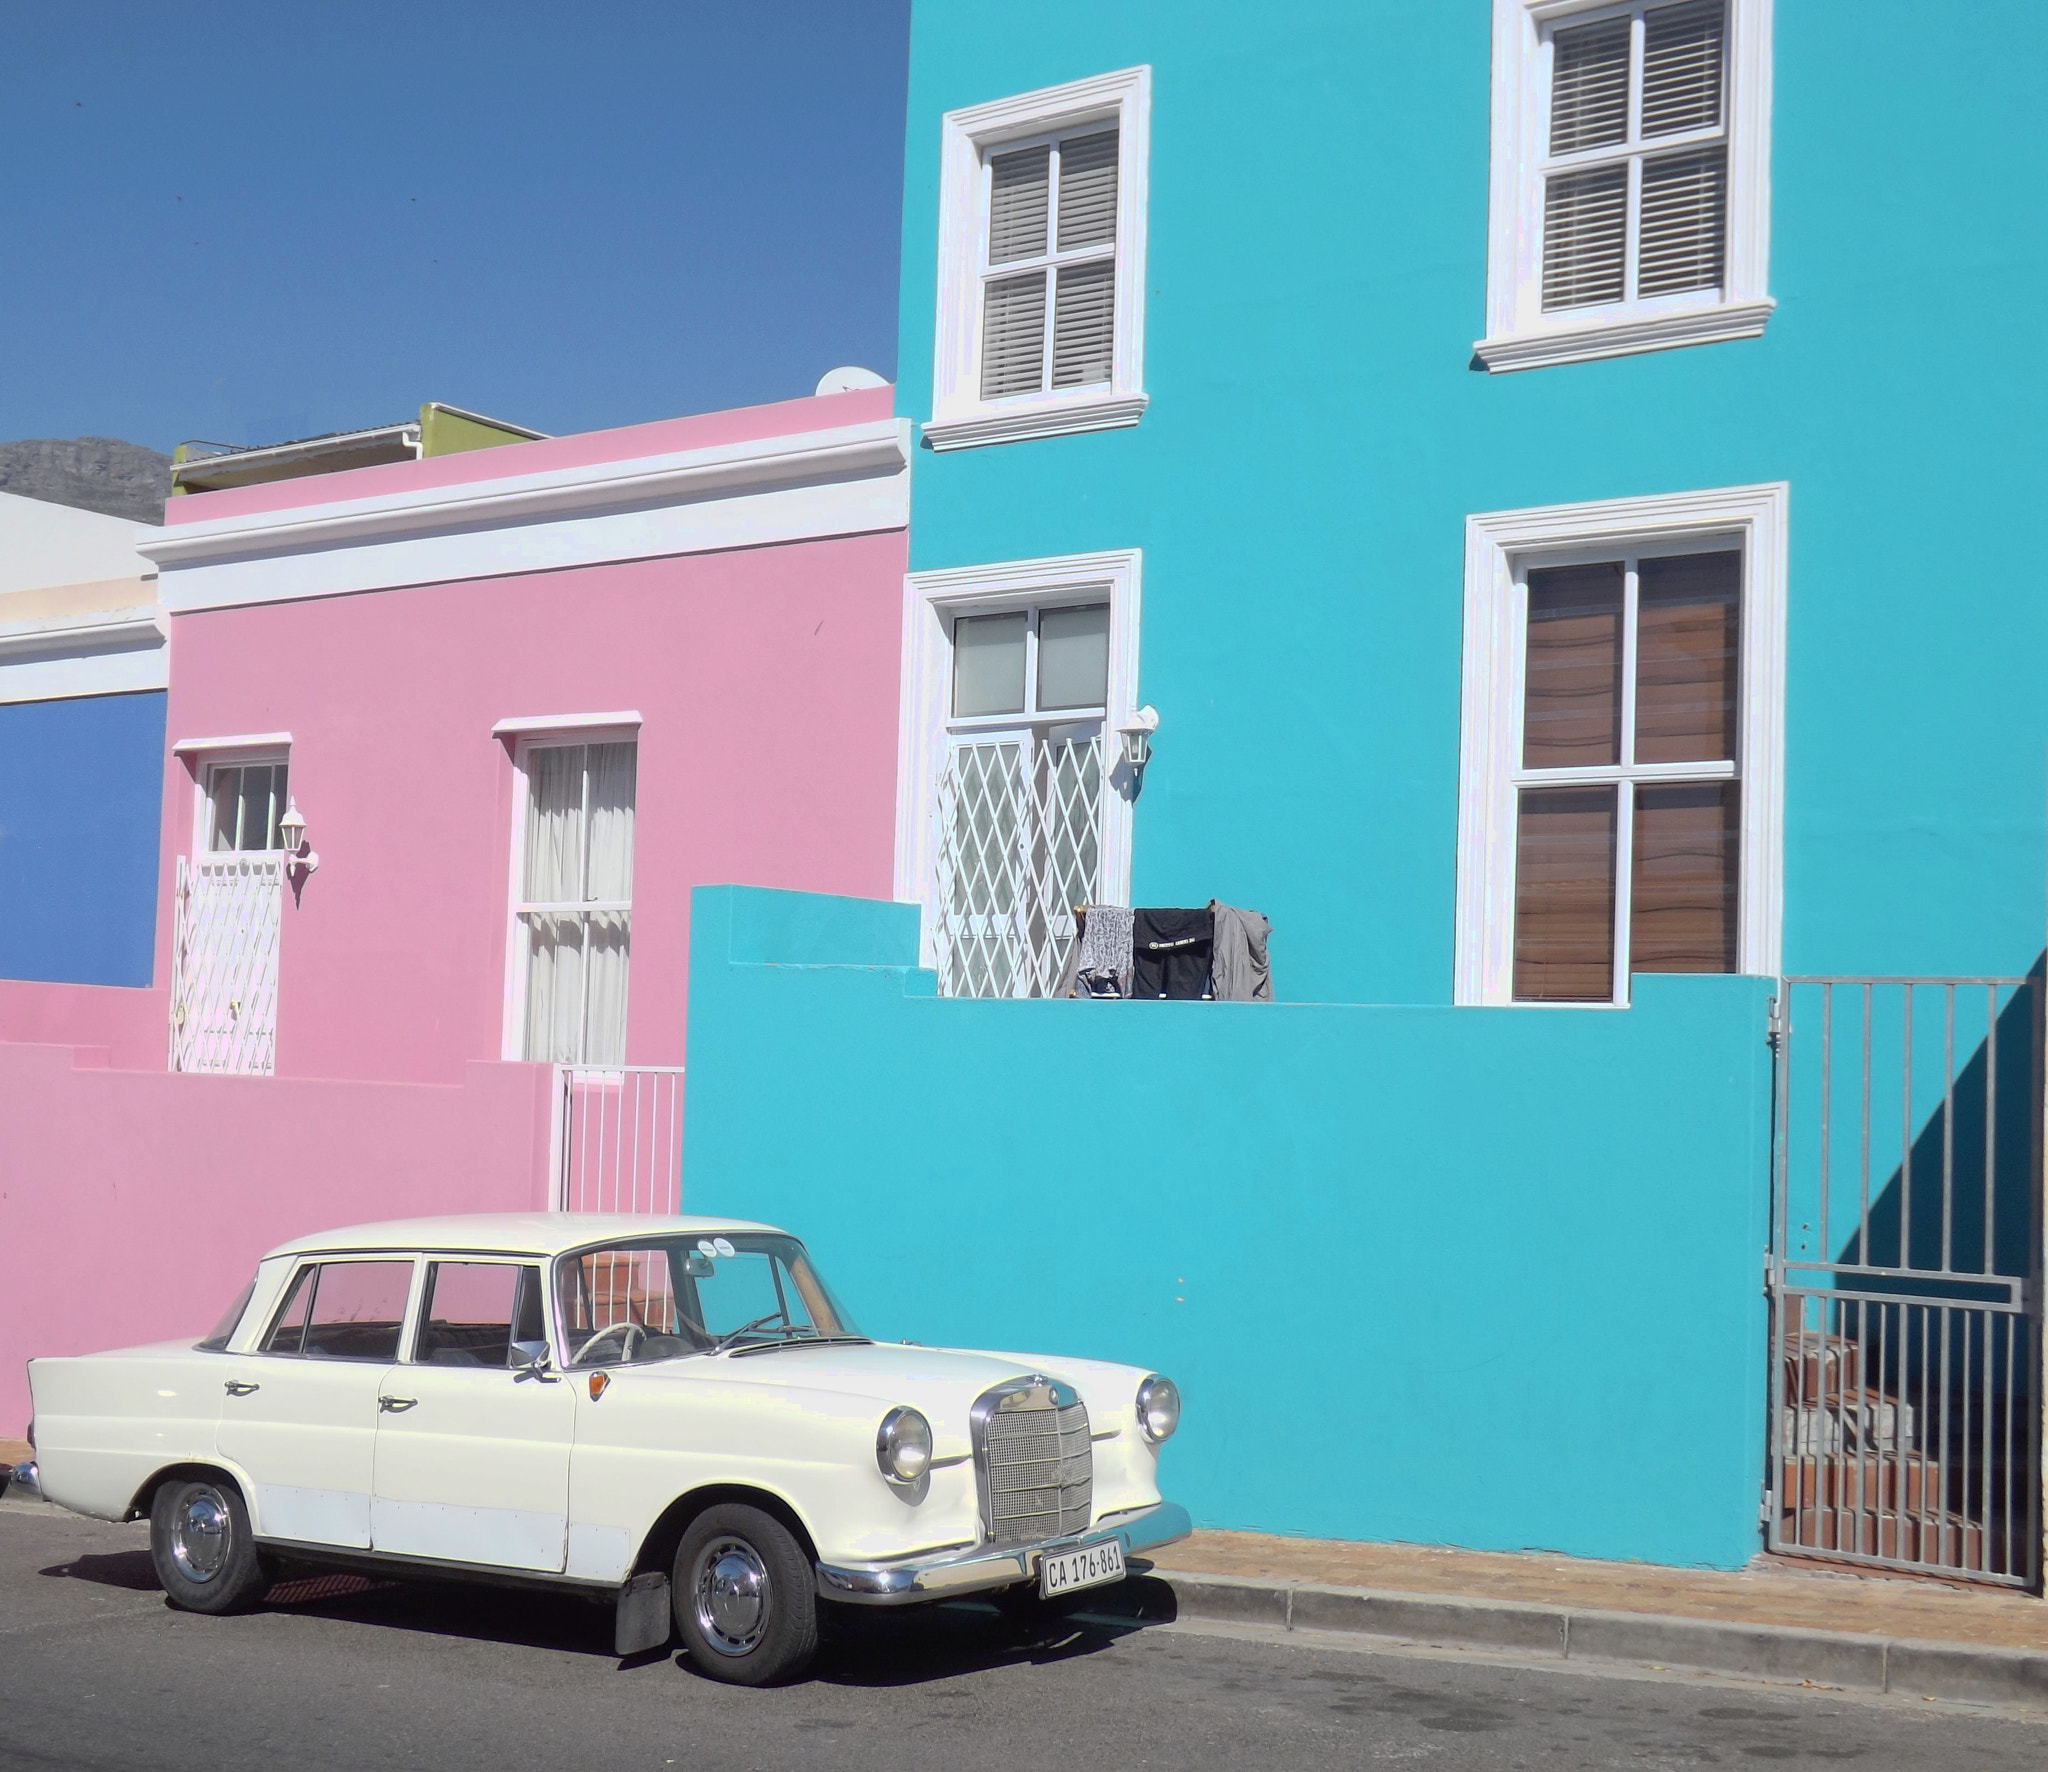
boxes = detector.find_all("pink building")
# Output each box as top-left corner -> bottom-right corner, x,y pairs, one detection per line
0,384 -> 908,1435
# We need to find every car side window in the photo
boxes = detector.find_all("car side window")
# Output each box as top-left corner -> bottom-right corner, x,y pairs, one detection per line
259,1260 -> 414,1361
414,1262 -> 544,1367
261,1264 -> 317,1354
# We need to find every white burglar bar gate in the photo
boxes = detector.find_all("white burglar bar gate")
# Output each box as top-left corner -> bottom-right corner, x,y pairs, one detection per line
169,853 -> 284,1075
1769,977 -> 2044,1586
552,1064 -> 684,1214
930,731 -> 1104,998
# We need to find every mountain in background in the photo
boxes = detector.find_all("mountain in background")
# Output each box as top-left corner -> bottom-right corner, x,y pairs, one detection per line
0,436 -> 171,525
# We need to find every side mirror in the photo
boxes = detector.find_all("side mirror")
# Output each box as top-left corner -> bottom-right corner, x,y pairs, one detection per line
510,1340 -> 555,1381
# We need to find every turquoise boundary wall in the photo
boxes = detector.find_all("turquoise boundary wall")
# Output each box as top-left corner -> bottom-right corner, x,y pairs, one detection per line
684,885 -> 1777,1569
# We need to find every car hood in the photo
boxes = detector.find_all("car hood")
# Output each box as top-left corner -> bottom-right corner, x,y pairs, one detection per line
618,1339 -> 1151,1445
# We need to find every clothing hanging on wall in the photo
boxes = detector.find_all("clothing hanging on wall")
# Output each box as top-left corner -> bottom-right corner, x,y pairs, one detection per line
1207,900 -> 1273,1002
1061,904 -> 1134,998
1131,906 -> 1214,1000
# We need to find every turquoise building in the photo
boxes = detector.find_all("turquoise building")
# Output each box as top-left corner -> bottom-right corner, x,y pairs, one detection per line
683,2 -> 2047,1579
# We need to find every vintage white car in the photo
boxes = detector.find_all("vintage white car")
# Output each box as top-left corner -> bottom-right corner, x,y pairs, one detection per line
19,1212 -> 1188,1684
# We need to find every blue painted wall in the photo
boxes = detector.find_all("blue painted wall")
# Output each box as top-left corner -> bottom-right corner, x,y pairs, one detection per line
896,0 -> 2048,996
680,6 -> 2048,1564
0,692 -> 165,987
684,886 -> 1776,1568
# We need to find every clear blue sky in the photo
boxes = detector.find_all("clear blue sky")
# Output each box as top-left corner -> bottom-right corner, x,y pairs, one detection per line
0,1 -> 909,452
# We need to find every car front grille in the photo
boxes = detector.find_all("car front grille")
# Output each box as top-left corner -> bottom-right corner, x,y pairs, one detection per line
974,1377 -> 1094,1545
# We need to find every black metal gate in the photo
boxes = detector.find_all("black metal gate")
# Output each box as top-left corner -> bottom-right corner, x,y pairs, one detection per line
1768,976 -> 2043,1586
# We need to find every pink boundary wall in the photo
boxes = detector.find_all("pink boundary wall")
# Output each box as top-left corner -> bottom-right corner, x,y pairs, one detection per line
0,1044 -> 555,1434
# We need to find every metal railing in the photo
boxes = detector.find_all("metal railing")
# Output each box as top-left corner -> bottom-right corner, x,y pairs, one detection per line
1768,976 -> 2043,1587
552,1065 -> 685,1214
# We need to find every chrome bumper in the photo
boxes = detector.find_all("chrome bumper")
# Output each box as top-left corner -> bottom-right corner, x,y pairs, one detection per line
7,1460 -> 40,1500
815,1499 -> 1191,1606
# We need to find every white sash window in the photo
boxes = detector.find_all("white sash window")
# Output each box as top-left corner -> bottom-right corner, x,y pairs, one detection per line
927,68 -> 1151,450
508,738 -> 636,1065
1477,0 -> 1773,371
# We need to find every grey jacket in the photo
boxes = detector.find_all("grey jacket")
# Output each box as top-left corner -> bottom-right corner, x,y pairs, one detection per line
1207,900 -> 1273,1002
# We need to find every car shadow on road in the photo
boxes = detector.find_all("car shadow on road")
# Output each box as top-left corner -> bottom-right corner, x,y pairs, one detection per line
36,1549 -> 160,1592
811,1574 -> 1180,1689
35,1549 -> 1181,1689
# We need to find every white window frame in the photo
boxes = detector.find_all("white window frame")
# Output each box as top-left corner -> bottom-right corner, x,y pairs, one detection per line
894,550 -> 1143,973
499,722 -> 640,1065
1455,483 -> 1787,1005
925,67 -> 1151,452
1476,0 -> 1774,373
190,746 -> 292,857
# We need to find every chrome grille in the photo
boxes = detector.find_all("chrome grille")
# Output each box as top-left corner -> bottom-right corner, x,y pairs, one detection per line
974,1377 -> 1094,1545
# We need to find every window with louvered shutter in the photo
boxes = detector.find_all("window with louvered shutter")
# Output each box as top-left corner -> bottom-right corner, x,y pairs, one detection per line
1509,545 -> 1742,1002
1539,0 -> 1727,314
978,127 -> 1120,401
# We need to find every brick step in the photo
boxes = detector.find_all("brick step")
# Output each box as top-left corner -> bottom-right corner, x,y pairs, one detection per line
1780,1391 -> 1918,1456
1780,1505 -> 1989,1571
1779,1454 -> 1941,1514
1782,1330 -> 1863,1398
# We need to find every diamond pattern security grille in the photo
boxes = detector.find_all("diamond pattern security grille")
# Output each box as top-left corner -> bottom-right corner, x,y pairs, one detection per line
171,853 -> 284,1075
932,733 -> 1104,998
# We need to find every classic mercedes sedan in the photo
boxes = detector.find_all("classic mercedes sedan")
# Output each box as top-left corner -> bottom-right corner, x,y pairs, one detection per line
20,1213 -> 1188,1684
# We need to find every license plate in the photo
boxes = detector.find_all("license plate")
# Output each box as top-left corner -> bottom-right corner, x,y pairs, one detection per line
1039,1537 -> 1126,1599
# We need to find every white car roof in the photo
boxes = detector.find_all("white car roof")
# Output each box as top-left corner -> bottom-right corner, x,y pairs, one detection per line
263,1212 -> 787,1262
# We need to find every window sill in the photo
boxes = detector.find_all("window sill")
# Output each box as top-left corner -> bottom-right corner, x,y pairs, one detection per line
1473,299 -> 1775,374
922,393 -> 1148,452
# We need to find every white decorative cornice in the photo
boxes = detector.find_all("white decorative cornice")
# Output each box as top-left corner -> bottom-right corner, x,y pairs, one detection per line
143,419 -> 908,567
143,418 -> 912,613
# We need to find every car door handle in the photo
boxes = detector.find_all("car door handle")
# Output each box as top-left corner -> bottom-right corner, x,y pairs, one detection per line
223,1381 -> 260,1397
378,1396 -> 418,1412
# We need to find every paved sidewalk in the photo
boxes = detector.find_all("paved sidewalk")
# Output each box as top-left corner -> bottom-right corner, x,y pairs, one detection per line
1142,1529 -> 2048,1707
1150,1530 -> 2048,1652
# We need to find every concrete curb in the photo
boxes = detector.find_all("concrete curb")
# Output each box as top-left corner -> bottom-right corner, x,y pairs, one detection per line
1155,1573 -> 2048,1709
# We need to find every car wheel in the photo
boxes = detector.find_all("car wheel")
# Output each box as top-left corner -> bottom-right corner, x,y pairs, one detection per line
672,1504 -> 818,1685
149,1477 -> 269,1614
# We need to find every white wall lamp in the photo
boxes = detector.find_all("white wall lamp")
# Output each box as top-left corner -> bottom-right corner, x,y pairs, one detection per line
278,796 -> 319,895
1117,705 -> 1160,780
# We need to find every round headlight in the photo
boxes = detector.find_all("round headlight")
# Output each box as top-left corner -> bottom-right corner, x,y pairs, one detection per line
876,1406 -> 933,1483
1135,1375 -> 1181,1444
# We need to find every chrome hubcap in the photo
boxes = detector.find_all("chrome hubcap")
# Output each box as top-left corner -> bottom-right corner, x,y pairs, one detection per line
171,1487 -> 231,1584
693,1536 -> 770,1655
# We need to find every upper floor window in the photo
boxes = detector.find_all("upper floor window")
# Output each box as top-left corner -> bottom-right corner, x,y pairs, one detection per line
926,68 -> 1150,451
1455,485 -> 1787,1005
1477,0 -> 1773,372
506,736 -> 637,1066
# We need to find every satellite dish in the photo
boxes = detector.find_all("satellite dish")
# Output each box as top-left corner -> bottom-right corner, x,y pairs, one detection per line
814,366 -> 889,395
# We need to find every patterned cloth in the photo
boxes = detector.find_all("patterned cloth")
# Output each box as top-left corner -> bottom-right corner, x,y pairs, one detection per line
1070,903 -> 1135,998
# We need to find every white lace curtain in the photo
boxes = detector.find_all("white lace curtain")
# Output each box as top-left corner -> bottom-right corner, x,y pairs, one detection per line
521,741 -> 635,1064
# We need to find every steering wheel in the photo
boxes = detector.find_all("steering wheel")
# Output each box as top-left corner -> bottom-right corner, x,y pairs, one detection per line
577,1322 -> 646,1366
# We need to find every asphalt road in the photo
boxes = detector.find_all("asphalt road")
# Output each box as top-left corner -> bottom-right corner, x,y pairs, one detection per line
3,1501 -> 2044,1771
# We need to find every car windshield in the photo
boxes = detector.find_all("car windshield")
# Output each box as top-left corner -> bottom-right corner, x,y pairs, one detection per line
555,1233 -> 861,1367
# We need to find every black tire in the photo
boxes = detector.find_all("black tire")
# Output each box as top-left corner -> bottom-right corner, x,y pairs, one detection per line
149,1476 -> 269,1614
671,1504 -> 818,1685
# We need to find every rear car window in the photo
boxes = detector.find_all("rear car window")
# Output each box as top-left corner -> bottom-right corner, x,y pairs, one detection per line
194,1276 -> 257,1352
261,1260 -> 415,1361
415,1262 -> 544,1367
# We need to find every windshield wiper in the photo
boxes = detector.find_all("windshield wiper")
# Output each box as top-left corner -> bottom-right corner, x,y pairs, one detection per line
728,1334 -> 874,1359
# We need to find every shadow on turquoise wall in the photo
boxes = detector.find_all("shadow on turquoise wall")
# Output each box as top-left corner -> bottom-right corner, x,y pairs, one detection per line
0,692 -> 164,988
683,885 -> 1776,1569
